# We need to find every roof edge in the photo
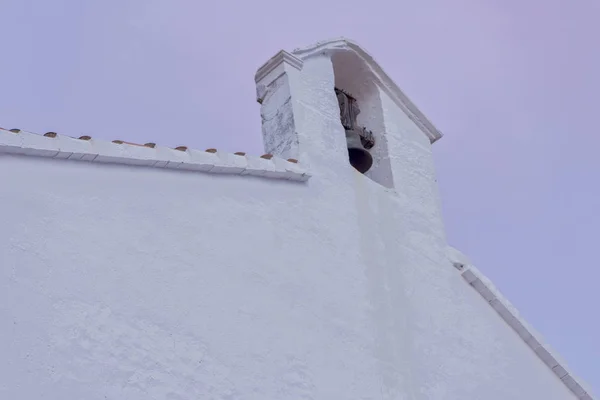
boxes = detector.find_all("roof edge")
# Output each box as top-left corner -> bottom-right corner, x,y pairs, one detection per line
449,252 -> 595,400
0,128 -> 311,182
293,37 -> 443,144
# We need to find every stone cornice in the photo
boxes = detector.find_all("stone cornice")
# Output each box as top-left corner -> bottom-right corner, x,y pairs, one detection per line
254,50 -> 303,84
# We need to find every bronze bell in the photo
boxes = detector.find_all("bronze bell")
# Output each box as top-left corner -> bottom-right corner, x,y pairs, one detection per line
346,129 -> 373,174
335,87 -> 375,174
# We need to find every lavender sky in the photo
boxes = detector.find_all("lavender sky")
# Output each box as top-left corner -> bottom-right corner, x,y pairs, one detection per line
1,0 -> 598,393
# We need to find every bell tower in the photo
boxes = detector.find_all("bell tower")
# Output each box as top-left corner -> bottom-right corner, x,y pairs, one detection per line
254,38 -> 443,213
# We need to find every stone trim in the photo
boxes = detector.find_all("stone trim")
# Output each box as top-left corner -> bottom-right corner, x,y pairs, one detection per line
0,128 -> 311,182
292,37 -> 443,144
254,50 -> 303,84
456,263 -> 595,400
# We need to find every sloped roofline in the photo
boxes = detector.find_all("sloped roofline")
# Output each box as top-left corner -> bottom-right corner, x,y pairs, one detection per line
292,37 -> 443,144
448,247 -> 595,400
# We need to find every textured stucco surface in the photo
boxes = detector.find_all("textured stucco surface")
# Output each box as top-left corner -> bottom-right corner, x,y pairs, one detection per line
0,43 -> 583,400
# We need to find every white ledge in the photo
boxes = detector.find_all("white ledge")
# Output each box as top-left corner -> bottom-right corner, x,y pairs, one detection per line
0,129 -> 311,182
255,50 -> 303,83
454,259 -> 595,400
293,37 -> 443,144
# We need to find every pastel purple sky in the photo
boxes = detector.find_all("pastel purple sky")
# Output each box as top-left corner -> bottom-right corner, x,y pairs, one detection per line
2,0 -> 598,393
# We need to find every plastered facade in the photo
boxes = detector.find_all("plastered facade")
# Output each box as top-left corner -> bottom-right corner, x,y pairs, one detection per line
0,38 -> 592,400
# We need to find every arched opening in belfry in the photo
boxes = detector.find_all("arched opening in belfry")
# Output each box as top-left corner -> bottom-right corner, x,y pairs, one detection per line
331,50 -> 394,188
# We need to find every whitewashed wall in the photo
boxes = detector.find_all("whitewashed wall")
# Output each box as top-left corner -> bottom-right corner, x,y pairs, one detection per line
0,40 -> 583,400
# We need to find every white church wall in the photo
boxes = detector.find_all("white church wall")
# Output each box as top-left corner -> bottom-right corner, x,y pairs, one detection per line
0,151 -> 581,400
0,153 -> 381,400
1,38 -> 591,400
378,88 -> 447,236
